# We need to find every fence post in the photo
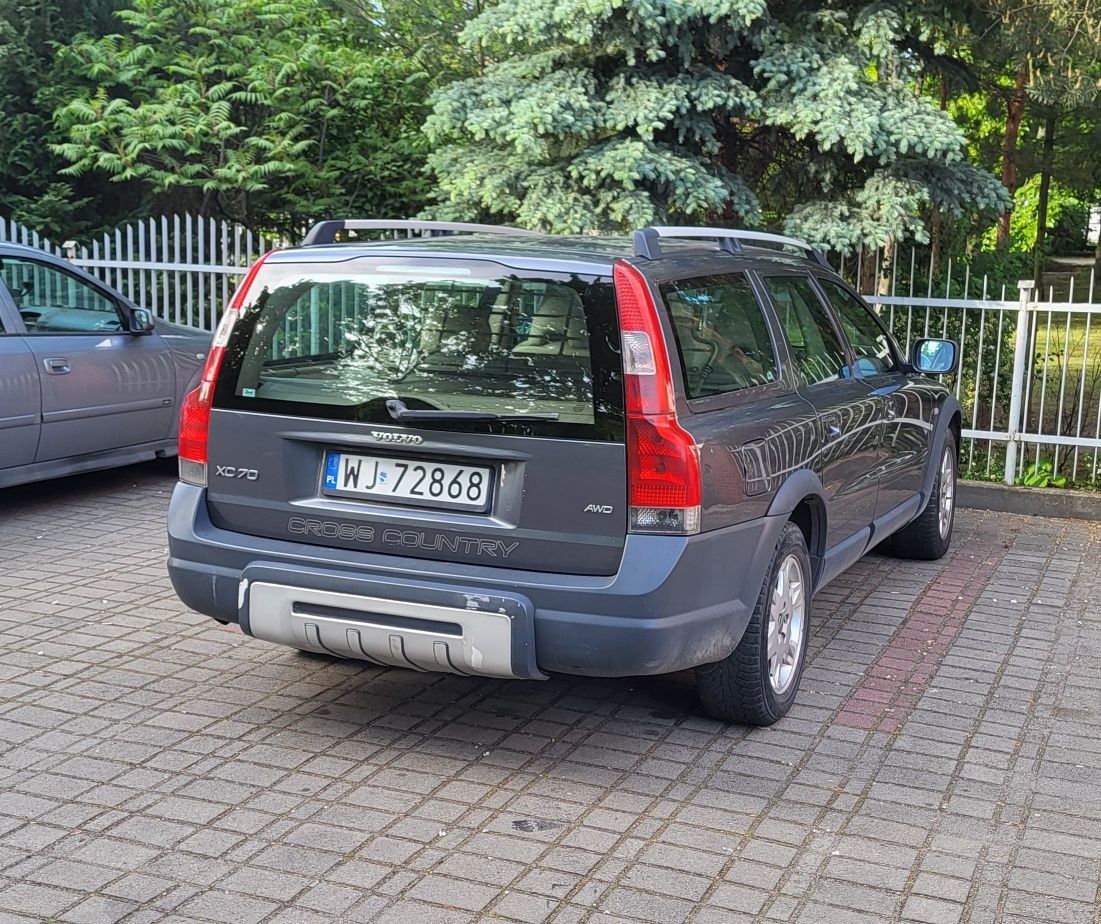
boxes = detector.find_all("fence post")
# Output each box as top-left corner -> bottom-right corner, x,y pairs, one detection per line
1004,280 -> 1034,485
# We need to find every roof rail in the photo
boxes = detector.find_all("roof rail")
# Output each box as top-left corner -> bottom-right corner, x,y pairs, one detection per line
633,226 -> 829,266
301,219 -> 538,247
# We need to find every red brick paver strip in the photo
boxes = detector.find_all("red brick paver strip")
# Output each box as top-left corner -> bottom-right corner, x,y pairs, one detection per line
836,537 -> 1007,733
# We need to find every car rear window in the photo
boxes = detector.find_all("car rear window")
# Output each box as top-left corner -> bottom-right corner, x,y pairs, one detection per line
214,257 -> 625,440
660,272 -> 779,398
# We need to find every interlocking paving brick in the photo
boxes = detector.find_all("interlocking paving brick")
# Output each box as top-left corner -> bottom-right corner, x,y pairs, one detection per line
1,463 -> 1099,922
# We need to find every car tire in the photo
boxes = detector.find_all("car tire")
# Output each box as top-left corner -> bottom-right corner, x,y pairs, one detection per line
696,522 -> 812,726
886,433 -> 957,561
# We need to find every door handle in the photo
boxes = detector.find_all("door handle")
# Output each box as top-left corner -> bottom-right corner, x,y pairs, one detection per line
43,357 -> 71,375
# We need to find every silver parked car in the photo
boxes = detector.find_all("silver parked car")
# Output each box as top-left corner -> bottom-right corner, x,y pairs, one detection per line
0,242 -> 212,489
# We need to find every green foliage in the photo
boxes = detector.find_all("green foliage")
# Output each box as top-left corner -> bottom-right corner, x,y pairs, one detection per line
51,0 -> 433,233
424,1 -> 1009,249
0,0 -> 126,236
974,0 -> 1101,108
2,0 -> 1094,256
980,175 -> 1089,252
334,0 -> 491,79
1019,460 -> 1067,488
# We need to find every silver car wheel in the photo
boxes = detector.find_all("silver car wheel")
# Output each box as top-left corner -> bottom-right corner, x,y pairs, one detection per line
767,554 -> 806,695
938,447 -> 955,539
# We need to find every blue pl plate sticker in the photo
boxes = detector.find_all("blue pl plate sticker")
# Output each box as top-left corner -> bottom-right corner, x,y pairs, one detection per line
323,452 -> 341,491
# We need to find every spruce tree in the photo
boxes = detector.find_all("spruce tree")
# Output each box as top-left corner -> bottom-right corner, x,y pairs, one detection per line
425,1 -> 1009,250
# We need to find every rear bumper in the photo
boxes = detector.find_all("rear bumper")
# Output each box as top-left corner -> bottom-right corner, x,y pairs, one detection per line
167,483 -> 785,678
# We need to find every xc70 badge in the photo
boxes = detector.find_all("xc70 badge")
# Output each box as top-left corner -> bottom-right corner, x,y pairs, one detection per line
215,465 -> 258,481
370,430 -> 423,446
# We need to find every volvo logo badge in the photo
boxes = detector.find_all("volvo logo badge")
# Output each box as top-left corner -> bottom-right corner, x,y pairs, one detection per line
370,430 -> 424,446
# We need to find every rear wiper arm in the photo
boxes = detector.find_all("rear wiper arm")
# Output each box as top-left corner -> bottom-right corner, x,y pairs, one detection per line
385,398 -> 558,423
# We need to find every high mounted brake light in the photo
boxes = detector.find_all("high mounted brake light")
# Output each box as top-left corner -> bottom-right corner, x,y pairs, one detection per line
178,251 -> 276,487
613,260 -> 701,535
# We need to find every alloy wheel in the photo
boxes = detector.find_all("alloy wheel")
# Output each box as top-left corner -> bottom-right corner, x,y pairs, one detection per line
938,447 -> 955,539
767,554 -> 806,695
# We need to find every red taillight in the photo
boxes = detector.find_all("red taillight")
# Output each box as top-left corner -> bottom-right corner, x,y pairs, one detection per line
178,251 -> 276,485
627,416 -> 702,508
178,384 -> 212,468
613,261 -> 701,535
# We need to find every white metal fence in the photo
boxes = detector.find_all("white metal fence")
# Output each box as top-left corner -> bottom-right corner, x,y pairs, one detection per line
4,217 -> 1101,488
0,215 -> 278,332
838,245 -> 1101,487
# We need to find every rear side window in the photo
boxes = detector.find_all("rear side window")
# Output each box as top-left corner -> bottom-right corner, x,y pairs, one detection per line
660,272 -> 778,398
817,279 -> 898,376
215,258 -> 624,440
762,275 -> 847,386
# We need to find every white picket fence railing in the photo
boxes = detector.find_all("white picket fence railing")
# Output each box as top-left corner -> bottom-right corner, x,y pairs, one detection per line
4,216 -> 1101,488
836,244 -> 1101,486
0,215 -> 280,332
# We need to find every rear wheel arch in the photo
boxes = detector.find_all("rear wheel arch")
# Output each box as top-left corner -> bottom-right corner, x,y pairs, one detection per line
789,495 -> 826,586
766,469 -> 827,586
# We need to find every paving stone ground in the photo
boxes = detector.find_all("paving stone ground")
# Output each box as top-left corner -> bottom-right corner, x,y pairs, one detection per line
1,461 -> 1099,924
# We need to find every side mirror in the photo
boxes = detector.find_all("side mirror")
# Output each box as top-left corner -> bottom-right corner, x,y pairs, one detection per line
853,357 -> 881,378
128,306 -> 156,335
911,338 -> 957,375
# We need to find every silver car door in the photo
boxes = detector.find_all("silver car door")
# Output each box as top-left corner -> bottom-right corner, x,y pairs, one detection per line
0,253 -> 176,463
0,285 -> 41,470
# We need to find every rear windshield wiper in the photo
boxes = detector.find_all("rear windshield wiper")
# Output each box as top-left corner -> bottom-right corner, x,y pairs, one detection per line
385,398 -> 559,423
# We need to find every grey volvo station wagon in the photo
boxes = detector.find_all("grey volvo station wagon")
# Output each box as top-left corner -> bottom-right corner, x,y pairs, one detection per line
167,221 -> 961,725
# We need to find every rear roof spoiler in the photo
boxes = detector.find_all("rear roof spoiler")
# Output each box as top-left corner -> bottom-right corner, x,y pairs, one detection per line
301,219 -> 540,246
633,225 -> 830,266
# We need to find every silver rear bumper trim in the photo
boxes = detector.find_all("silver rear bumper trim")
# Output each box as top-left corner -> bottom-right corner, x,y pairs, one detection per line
248,581 -> 517,678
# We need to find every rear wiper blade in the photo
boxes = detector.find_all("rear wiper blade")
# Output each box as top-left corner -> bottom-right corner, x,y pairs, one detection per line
385,398 -> 558,423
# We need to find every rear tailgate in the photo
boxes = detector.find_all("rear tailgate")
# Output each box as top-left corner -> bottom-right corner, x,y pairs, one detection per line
204,254 -> 628,576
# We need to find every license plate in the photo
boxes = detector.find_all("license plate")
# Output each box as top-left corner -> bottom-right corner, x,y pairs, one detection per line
322,451 -> 492,512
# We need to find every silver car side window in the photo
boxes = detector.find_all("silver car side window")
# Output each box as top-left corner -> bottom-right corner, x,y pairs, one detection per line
0,257 -> 122,334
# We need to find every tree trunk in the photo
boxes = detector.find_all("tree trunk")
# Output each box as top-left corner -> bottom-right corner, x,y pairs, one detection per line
858,246 -> 876,294
878,235 -> 895,296
1032,110 -> 1057,290
929,211 -> 941,281
474,0 -> 485,73
996,67 -> 1029,250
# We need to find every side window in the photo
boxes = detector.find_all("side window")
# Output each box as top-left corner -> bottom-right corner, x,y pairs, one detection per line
762,275 -> 847,387
818,279 -> 897,376
660,272 -> 778,398
0,257 -> 122,333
